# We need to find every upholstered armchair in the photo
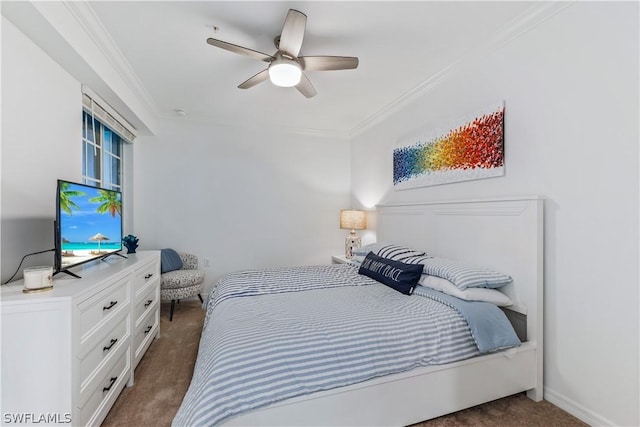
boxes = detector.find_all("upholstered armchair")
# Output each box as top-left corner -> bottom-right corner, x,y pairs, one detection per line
160,252 -> 204,321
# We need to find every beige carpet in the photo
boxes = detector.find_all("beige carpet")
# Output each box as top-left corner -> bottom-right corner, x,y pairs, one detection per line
103,301 -> 586,427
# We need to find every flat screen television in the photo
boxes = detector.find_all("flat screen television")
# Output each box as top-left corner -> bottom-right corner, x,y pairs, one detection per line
55,179 -> 124,278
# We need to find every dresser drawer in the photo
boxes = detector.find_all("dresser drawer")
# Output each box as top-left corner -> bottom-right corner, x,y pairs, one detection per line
77,350 -> 130,426
133,306 -> 158,366
134,283 -> 158,326
79,316 -> 129,388
78,276 -> 130,340
133,260 -> 159,293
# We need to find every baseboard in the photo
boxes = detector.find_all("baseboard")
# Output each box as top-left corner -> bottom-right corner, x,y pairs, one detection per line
544,386 -> 617,426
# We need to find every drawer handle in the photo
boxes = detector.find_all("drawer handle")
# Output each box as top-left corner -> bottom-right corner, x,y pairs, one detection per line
103,338 -> 118,351
103,376 -> 118,393
144,273 -> 153,279
103,301 -> 118,311
144,299 -> 153,308
144,325 -> 153,334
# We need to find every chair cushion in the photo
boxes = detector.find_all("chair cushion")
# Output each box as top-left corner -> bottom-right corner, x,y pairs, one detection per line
161,248 -> 183,273
161,269 -> 205,289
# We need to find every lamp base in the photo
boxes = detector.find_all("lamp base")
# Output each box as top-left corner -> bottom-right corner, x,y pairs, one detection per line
344,231 -> 361,260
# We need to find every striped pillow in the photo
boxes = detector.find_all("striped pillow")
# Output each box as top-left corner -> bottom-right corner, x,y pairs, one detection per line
353,243 -> 427,261
377,244 -> 427,261
394,253 -> 433,265
421,257 -> 512,290
353,242 -> 426,261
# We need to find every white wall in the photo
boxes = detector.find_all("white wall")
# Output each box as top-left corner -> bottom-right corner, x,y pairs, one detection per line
0,17 -> 82,283
351,3 -> 638,426
133,120 -> 351,293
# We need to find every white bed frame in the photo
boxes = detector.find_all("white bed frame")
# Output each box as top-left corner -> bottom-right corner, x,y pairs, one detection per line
226,196 -> 544,426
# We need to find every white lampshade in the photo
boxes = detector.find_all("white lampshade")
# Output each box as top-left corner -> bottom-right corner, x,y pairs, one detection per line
269,59 -> 302,87
340,210 -> 366,231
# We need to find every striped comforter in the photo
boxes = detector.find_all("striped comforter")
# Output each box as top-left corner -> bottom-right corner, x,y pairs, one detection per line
173,264 -> 485,426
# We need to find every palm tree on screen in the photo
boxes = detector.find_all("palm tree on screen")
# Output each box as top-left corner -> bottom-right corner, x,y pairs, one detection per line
59,182 -> 86,215
89,190 -> 121,217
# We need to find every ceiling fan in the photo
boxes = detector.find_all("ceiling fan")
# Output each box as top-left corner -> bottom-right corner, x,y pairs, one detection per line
206,9 -> 359,98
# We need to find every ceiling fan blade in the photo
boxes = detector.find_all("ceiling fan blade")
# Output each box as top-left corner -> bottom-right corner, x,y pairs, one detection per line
299,56 -> 359,71
238,69 -> 270,89
207,38 -> 273,62
278,9 -> 307,57
295,72 -> 317,98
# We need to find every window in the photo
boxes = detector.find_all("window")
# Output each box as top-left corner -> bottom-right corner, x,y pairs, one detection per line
82,111 -> 123,190
81,89 -> 135,190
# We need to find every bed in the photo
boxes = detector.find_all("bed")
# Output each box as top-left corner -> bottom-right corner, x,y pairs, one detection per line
174,196 -> 543,426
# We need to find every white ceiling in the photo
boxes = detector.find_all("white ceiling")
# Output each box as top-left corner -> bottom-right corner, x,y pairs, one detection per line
6,1 -> 546,137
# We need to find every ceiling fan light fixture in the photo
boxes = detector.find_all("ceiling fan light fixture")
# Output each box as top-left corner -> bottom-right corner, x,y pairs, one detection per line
269,59 -> 302,87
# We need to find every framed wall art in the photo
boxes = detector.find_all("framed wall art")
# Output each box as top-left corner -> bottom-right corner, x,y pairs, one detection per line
393,101 -> 505,190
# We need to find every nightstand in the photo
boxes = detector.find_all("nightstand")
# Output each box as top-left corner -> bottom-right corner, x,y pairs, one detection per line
331,255 -> 350,264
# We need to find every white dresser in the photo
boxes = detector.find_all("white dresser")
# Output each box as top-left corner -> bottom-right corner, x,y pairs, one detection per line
1,251 -> 160,426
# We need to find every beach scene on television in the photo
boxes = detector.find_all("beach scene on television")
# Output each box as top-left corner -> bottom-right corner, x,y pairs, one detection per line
59,181 -> 122,268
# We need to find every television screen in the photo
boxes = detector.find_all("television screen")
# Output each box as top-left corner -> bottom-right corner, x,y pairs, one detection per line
56,180 -> 123,275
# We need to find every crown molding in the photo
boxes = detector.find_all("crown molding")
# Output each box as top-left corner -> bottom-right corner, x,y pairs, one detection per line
347,1 -> 575,140
63,1 -> 161,119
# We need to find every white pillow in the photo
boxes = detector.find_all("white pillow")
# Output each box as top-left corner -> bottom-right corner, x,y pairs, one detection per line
420,275 -> 513,306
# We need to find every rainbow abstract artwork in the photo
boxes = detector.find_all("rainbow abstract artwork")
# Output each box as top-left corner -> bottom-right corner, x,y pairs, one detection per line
393,102 -> 505,189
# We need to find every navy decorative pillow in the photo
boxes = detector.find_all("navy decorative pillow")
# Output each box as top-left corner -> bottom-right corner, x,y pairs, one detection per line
358,252 -> 424,295
161,248 -> 183,273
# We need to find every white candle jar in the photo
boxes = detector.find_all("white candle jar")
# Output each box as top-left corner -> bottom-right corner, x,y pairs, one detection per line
23,266 -> 53,291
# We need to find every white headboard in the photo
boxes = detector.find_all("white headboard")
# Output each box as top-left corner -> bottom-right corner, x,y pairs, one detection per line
376,196 -> 543,346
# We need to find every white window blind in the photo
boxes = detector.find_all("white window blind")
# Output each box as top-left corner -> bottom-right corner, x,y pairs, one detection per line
81,86 -> 136,143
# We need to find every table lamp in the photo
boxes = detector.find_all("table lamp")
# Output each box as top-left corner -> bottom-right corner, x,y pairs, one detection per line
340,210 -> 366,259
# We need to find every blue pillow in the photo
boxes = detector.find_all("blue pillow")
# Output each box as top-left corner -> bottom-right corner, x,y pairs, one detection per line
358,252 -> 424,295
161,248 -> 183,273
